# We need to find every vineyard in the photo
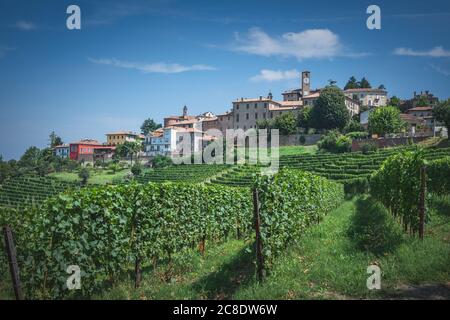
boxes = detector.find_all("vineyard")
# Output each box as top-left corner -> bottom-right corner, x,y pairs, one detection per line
0,176 -> 78,208
1,144 -> 450,299
136,164 -> 230,184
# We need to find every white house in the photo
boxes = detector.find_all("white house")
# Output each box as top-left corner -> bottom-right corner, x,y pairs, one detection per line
344,88 -> 388,108
145,127 -> 204,157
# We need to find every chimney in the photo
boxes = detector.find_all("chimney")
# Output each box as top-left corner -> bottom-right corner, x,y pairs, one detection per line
259,96 -> 262,100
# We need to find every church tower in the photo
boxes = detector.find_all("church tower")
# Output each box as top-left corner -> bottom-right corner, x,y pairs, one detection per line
302,71 -> 311,97
183,105 -> 188,117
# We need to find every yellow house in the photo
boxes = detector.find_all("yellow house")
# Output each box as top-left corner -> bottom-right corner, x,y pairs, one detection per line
105,131 -> 145,146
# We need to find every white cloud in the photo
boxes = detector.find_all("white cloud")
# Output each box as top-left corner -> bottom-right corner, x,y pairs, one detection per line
88,58 -> 217,74
232,28 -> 364,60
429,63 -> 450,76
14,20 -> 36,31
250,69 -> 300,82
393,46 -> 450,57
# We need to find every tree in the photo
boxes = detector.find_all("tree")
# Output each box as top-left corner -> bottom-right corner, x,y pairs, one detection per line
78,168 -> 90,186
273,112 -> 297,135
368,106 -> 405,136
256,119 -> 273,130
297,106 -> 312,131
49,131 -> 63,148
389,96 -> 401,108
344,76 -> 359,90
310,86 -> 350,130
433,99 -> 450,139
140,118 -> 162,135
359,77 -> 372,89
378,84 -> 386,90
343,119 -> 364,133
416,96 -> 430,107
115,141 -> 141,165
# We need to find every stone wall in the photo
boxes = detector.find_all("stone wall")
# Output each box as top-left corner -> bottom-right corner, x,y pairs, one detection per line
351,136 -> 430,152
279,134 -> 322,146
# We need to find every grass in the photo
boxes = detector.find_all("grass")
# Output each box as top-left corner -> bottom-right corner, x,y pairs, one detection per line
90,196 -> 450,300
278,145 -> 318,157
49,169 -> 129,185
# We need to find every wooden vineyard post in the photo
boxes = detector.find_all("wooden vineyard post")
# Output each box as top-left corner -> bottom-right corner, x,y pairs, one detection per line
134,256 -> 142,289
252,188 -> 264,282
419,166 -> 426,240
2,225 -> 24,300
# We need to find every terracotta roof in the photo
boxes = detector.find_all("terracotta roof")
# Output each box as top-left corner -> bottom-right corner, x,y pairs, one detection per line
344,88 -> 387,93
400,113 -> 426,124
407,106 -> 433,112
303,92 -> 321,99
201,117 -> 218,122
71,139 -> 102,145
233,98 -> 276,103
268,105 -> 300,111
54,144 -> 69,148
278,100 -> 304,107
106,131 -> 140,136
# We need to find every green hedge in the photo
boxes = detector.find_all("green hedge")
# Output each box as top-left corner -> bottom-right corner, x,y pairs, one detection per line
1,182 -> 252,299
256,169 -> 344,269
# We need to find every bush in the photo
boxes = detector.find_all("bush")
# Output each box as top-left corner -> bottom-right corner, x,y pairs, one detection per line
299,135 -> 306,145
361,142 -> 378,154
152,155 -> 173,168
131,163 -> 143,176
317,130 -> 351,153
346,131 -> 369,140
78,168 -> 90,186
348,197 -> 403,255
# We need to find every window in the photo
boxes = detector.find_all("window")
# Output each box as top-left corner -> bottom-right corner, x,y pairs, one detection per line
270,112 -> 273,118
264,103 -> 267,108
263,112 -> 266,119
236,114 -> 239,122
255,103 -> 257,108
255,113 -> 258,119
246,104 -> 249,109
246,113 -> 249,120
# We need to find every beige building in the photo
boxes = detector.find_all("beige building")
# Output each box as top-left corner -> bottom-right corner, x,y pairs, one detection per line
344,88 -> 387,108
106,131 -> 145,146
231,95 -> 303,130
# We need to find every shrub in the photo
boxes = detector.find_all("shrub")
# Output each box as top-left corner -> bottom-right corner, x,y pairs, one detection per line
346,131 -> 369,139
361,142 -> 378,154
78,168 -> 90,186
299,135 -> 306,145
317,130 -> 351,153
348,197 -> 403,255
131,163 -> 143,176
152,155 -> 173,168
343,119 -> 364,133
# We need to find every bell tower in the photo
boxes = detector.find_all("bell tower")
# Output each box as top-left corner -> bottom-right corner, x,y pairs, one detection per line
302,71 -> 311,97
183,105 -> 188,117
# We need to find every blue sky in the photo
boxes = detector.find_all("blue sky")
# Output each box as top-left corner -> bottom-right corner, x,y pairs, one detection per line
1,0 -> 450,159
